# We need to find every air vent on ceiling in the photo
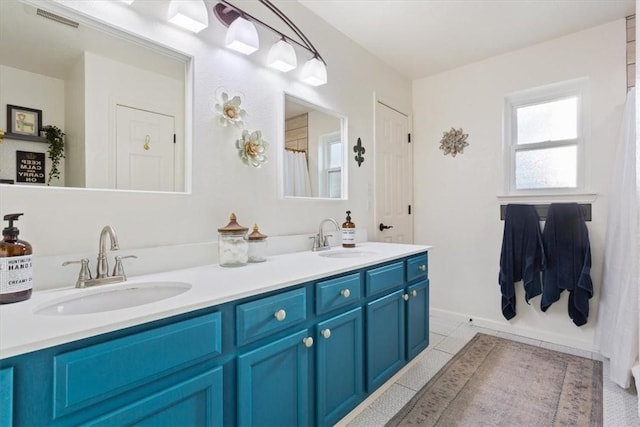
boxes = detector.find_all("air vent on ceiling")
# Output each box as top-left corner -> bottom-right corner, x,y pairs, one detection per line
36,8 -> 79,28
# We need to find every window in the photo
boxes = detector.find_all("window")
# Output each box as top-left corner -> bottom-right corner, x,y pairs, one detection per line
504,79 -> 586,194
318,131 -> 342,198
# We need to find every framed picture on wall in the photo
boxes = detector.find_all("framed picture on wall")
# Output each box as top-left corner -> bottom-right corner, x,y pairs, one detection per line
7,105 -> 42,137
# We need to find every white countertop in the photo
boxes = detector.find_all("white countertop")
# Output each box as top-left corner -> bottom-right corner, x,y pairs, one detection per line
0,242 -> 430,359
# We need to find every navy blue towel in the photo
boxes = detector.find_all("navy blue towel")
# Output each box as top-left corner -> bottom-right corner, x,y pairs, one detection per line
541,203 -> 592,326
499,204 -> 544,320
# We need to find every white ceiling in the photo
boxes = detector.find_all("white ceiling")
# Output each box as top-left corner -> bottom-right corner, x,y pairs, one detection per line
298,0 -> 635,80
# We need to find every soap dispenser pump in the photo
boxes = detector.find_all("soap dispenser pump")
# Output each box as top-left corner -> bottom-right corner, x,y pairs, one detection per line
0,213 -> 33,304
342,210 -> 356,248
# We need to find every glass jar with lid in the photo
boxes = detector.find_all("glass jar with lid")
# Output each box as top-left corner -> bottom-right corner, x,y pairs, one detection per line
247,224 -> 267,263
218,213 -> 248,267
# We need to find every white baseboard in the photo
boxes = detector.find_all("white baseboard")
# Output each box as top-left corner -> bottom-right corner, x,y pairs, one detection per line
430,307 -> 597,352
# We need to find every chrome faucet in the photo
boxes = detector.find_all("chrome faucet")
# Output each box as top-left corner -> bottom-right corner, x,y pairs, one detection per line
312,218 -> 340,251
97,225 -> 119,278
63,225 -> 136,288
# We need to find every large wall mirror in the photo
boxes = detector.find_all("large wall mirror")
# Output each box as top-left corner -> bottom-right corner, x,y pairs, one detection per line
0,0 -> 190,192
283,94 -> 347,199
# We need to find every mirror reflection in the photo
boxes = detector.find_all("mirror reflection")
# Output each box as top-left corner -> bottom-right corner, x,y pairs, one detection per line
0,0 -> 189,192
283,95 -> 346,199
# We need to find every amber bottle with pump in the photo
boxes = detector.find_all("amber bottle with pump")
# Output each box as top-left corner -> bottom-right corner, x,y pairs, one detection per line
342,210 -> 356,248
0,213 -> 33,304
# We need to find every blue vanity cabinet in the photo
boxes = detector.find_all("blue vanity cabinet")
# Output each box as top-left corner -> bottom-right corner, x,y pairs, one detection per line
315,307 -> 364,426
236,286 -> 312,426
406,254 -> 429,360
1,250 -> 429,427
366,288 -> 406,391
0,367 -> 13,426
236,273 -> 366,427
3,310 -> 225,426
406,279 -> 429,359
237,329 -> 312,426
365,254 -> 430,390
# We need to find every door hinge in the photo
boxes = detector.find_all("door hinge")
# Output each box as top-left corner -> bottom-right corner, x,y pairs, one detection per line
408,205 -> 412,215
407,133 -> 411,143
173,134 -> 176,144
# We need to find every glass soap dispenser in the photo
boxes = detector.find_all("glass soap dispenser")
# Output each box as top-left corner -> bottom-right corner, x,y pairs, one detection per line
218,213 -> 248,267
247,224 -> 267,263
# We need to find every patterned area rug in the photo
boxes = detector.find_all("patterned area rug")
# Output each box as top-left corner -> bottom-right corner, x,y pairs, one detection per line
387,333 -> 602,427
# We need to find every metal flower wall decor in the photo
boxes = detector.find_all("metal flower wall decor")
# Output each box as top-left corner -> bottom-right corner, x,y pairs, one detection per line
236,130 -> 268,168
215,92 -> 246,128
439,127 -> 469,157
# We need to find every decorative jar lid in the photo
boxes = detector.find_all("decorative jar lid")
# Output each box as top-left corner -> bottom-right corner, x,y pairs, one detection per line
218,213 -> 249,233
248,224 -> 267,240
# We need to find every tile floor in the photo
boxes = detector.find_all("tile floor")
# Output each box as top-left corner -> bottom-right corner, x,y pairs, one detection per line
337,313 -> 640,427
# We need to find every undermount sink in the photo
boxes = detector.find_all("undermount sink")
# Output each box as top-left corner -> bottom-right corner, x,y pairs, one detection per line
318,249 -> 376,259
34,281 -> 191,316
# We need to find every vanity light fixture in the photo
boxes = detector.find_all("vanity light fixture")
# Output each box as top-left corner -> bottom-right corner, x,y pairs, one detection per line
168,0 -> 208,33
225,15 -> 259,54
214,0 -> 327,85
301,57 -> 327,86
267,38 -> 297,72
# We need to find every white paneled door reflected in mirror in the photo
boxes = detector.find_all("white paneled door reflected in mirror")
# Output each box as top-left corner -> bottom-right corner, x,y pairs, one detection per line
283,95 -> 347,200
0,0 -> 190,192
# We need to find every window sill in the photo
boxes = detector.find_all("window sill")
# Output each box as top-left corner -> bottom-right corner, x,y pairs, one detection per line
496,192 -> 598,204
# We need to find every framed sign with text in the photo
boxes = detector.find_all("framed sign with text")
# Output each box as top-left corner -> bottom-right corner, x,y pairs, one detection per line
16,151 -> 45,184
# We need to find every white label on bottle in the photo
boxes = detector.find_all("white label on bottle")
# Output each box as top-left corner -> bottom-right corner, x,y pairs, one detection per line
342,228 -> 356,244
0,255 -> 33,294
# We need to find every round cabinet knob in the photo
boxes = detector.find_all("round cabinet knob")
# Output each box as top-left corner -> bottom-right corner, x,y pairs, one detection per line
321,329 -> 331,339
302,337 -> 314,348
411,290 -> 418,297
340,289 -> 351,298
402,294 -> 409,301
274,309 -> 286,321
418,265 -> 427,272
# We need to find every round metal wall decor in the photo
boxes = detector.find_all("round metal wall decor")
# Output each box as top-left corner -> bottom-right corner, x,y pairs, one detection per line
439,127 -> 469,157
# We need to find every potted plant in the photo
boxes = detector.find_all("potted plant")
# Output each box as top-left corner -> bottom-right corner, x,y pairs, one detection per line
42,125 -> 65,185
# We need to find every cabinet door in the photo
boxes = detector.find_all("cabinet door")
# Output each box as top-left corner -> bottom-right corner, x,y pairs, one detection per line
0,367 -> 13,426
366,289 -> 405,391
407,279 -> 429,359
237,329 -> 311,427
84,367 -> 223,427
316,308 -> 363,426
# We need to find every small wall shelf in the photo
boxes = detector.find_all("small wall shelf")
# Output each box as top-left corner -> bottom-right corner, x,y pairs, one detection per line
3,133 -> 46,143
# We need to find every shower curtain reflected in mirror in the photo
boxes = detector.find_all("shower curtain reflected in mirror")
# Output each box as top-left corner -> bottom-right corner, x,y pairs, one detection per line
283,150 -> 312,197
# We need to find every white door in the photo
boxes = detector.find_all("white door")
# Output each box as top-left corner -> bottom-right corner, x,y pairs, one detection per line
374,102 -> 413,243
116,106 -> 175,191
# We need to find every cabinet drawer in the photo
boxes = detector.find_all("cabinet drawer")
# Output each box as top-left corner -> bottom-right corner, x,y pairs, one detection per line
53,312 -> 222,418
237,287 -> 307,346
316,273 -> 361,314
365,262 -> 404,296
406,253 -> 428,282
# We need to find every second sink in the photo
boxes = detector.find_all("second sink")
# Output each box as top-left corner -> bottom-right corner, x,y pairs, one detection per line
318,250 -> 375,259
34,281 -> 191,316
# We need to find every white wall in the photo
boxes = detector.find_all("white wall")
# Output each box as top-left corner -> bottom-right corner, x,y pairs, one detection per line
413,20 -> 627,350
0,65 -> 65,186
0,0 -> 411,288
65,56 -> 85,188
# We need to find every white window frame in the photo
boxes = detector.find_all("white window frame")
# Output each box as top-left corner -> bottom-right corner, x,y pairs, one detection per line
317,131 -> 343,198
503,78 -> 589,196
